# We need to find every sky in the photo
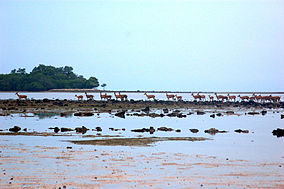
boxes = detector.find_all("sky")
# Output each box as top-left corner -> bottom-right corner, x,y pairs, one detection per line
0,0 -> 283,92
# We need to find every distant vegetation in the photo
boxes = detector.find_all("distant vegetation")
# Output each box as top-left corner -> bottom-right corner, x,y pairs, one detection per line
0,64 -> 99,91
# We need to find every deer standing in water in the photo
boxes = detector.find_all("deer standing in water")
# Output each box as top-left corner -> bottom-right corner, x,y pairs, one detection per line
191,93 -> 199,101
85,92 -> 94,100
227,93 -> 236,102
15,92 -> 27,100
197,93 -> 205,101
119,92 -> 128,100
208,95 -> 214,101
175,94 -> 182,101
166,93 -> 175,100
144,93 -> 155,100
238,95 -> 249,101
114,92 -> 124,100
100,92 -> 112,101
75,95 -> 83,100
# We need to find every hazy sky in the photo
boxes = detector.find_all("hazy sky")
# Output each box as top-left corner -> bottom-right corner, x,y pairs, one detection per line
0,0 -> 283,91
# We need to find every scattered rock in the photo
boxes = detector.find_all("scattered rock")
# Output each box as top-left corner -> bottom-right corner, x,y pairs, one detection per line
189,129 -> 199,133
175,129 -> 181,132
261,110 -> 267,116
75,126 -> 89,134
157,127 -> 174,132
216,113 -> 223,117
210,114 -> 215,118
74,112 -> 94,116
197,111 -> 205,115
23,128 -> 27,132
131,126 -> 155,134
226,111 -> 234,114
163,108 -> 169,113
9,126 -> 21,132
248,112 -> 260,115
272,128 -> 284,137
234,129 -> 249,133
95,127 -> 102,132
281,114 -> 284,119
61,127 -> 73,132
204,128 -> 228,135
66,146 -> 72,149
115,111 -> 126,119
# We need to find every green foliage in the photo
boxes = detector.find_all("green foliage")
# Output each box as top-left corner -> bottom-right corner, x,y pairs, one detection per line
0,64 -> 99,91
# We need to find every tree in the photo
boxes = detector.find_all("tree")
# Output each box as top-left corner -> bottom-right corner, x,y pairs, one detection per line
101,83 -> 107,90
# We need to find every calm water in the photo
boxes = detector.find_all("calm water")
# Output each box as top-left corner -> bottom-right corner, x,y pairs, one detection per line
1,92 -> 283,101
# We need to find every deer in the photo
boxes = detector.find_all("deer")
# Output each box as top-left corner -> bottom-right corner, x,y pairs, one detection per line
119,92 -> 128,100
227,93 -> 236,102
166,92 -> 175,100
208,95 -> 214,101
144,93 -> 155,100
197,92 -> 205,101
15,92 -> 27,100
191,93 -> 200,101
253,94 -> 262,102
215,93 -> 227,102
100,92 -> 111,100
75,95 -> 83,100
114,92 -> 124,100
270,95 -> 280,102
85,92 -> 94,100
238,95 -> 249,101
175,94 -> 182,101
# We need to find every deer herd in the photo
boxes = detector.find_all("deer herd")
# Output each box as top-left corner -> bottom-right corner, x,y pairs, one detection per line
14,92 -> 282,103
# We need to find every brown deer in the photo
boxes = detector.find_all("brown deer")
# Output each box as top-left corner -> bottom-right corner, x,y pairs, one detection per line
238,95 -> 249,101
85,92 -> 94,100
119,92 -> 128,100
75,95 -> 83,100
227,93 -> 236,102
270,95 -> 280,102
175,94 -> 182,101
208,95 -> 214,101
15,92 -> 27,100
214,93 -> 223,101
166,92 -> 175,100
253,94 -> 262,102
197,93 -> 205,101
100,92 -> 111,100
114,92 -> 124,100
191,93 -> 199,101
144,93 -> 155,100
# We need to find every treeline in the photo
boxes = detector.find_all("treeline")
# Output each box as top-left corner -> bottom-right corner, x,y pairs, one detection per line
0,64 -> 99,91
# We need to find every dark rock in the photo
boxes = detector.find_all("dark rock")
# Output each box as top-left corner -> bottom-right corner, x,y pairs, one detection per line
216,113 -> 223,116
281,114 -> 284,119
9,126 -> 21,132
189,129 -> 199,133
74,112 -> 94,116
177,114 -> 186,118
23,128 -> 27,132
163,108 -> 169,113
60,112 -> 67,117
204,128 -> 228,135
61,127 -> 73,132
149,113 -> 161,118
142,106 -> 150,113
234,129 -> 249,133
197,111 -> 205,115
122,128 -> 126,131
43,98 -> 50,102
131,126 -> 155,134
175,129 -> 181,132
157,127 -> 174,132
66,146 -> 72,149
115,111 -> 126,119
95,127 -> 102,132
210,114 -> 215,118
248,112 -> 260,115
272,128 -> 284,137
109,128 -> 114,131
75,126 -> 89,134
261,110 -> 267,116
226,111 -> 234,114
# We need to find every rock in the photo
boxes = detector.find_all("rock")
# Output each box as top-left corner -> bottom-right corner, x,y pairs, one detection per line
75,126 -> 89,134
189,129 -> 199,133
61,127 -> 73,132
163,108 -> 169,113
234,129 -> 249,133
204,128 -> 228,135
272,128 -> 284,137
175,129 -> 181,132
157,127 -> 174,132
95,127 -> 102,132
115,111 -> 126,119
216,113 -> 222,117
226,111 -> 234,114
9,126 -> 21,132
149,113 -> 161,118
74,112 -> 94,116
23,128 -> 27,132
261,110 -> 267,116
131,126 -> 155,134
60,112 -> 67,117
142,106 -> 150,113
197,111 -> 205,115
248,112 -> 260,115
210,114 -> 215,118
66,146 -> 72,149
281,114 -> 284,119
109,128 -> 114,131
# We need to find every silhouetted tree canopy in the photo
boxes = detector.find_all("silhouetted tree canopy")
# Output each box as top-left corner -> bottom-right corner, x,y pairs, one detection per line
0,64 -> 99,91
